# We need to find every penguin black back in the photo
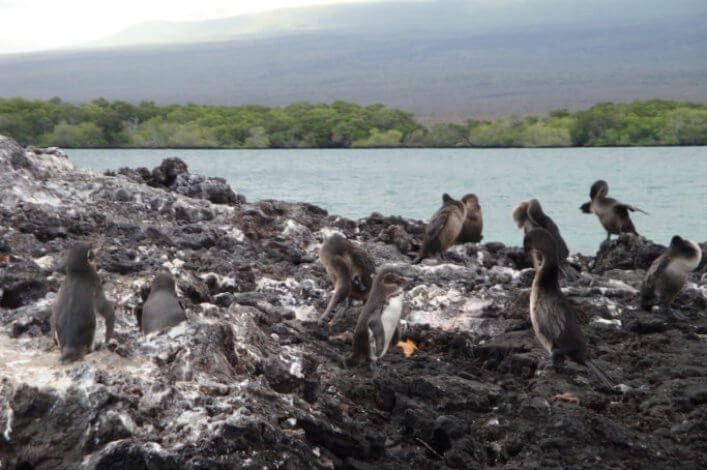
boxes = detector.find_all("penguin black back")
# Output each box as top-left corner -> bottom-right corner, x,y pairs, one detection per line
347,268 -> 409,367
51,243 -> 115,363
141,272 -> 187,334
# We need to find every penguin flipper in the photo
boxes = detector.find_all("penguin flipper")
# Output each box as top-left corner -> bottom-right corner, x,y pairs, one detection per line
95,291 -> 115,342
368,315 -> 386,359
391,325 -> 400,346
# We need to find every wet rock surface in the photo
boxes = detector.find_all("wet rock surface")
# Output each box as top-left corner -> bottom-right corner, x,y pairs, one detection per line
0,135 -> 705,469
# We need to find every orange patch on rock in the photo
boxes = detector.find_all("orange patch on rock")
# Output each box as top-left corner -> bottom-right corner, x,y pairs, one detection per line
396,339 -> 419,357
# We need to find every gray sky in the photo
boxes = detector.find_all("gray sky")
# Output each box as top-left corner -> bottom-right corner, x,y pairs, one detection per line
0,0 -> 379,54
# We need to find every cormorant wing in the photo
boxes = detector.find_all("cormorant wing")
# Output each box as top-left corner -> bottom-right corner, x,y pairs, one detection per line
615,203 -> 648,215
554,295 -> 587,356
426,209 -> 450,240
527,210 -> 569,259
640,255 -> 670,306
537,292 -> 587,358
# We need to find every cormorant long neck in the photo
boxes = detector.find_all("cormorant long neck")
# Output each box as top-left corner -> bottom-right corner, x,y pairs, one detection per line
536,257 -> 561,290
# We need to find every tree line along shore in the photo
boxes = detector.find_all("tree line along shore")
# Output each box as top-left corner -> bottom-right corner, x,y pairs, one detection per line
1,97 -> 706,149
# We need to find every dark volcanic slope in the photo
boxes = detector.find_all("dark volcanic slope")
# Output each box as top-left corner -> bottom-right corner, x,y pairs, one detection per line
1,0 -> 706,118
0,135 -> 706,468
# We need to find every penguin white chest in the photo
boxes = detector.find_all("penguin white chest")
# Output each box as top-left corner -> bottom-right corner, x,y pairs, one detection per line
369,293 -> 404,359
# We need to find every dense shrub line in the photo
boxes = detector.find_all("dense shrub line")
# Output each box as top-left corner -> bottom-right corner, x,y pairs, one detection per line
1,97 -> 705,148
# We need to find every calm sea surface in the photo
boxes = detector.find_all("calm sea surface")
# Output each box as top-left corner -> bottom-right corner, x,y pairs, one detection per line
68,147 -> 706,255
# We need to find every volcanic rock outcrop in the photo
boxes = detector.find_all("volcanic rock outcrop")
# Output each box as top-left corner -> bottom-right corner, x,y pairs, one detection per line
0,135 -> 705,469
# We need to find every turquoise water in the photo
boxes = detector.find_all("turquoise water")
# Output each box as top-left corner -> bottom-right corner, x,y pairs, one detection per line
68,147 -> 706,255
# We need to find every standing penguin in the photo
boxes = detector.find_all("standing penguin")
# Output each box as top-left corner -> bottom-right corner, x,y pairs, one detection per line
139,272 -> 187,334
413,193 -> 467,263
456,193 -> 483,244
318,234 -> 376,324
641,235 -> 703,313
346,268 -> 410,367
580,180 -> 646,239
513,198 -> 569,261
523,229 -> 613,387
51,243 -> 115,363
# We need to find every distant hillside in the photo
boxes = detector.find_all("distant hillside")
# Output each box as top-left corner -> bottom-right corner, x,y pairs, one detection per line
88,0 -> 705,49
1,0 -> 706,119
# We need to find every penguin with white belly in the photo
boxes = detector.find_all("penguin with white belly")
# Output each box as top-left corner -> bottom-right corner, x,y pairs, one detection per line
345,268 -> 411,367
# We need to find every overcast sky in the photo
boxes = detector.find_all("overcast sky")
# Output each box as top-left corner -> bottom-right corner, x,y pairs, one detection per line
0,0 -> 380,54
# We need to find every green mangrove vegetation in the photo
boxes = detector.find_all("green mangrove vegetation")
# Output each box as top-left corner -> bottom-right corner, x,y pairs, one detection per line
1,97 -> 706,148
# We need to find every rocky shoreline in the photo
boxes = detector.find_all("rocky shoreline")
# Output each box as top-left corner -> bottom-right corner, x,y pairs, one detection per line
0,135 -> 705,469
